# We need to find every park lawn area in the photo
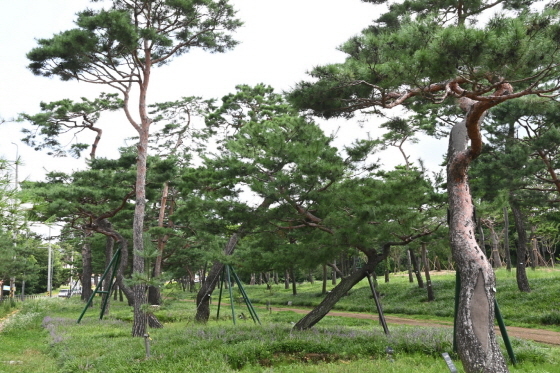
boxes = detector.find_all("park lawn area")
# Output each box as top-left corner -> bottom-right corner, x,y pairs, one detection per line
0,297 -> 558,373
0,268 -> 559,372
234,268 -> 560,332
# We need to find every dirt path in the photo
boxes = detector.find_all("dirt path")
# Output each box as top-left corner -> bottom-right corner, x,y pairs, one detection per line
265,306 -> 560,346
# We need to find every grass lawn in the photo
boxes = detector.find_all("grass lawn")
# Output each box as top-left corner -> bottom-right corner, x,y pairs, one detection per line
233,268 -> 560,332
0,267 -> 558,372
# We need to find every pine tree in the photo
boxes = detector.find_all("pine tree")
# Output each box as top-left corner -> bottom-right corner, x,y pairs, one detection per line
288,1 -> 560,371
26,0 -> 241,337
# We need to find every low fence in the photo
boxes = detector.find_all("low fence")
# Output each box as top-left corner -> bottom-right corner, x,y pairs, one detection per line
0,294 -> 78,303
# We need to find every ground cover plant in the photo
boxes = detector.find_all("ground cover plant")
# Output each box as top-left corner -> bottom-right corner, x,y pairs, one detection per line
0,268 -> 559,372
236,268 -> 560,332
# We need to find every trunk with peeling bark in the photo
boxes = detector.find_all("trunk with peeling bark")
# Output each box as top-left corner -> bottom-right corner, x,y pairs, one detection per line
448,119 -> 508,373
510,201 -> 531,292
195,233 -> 240,323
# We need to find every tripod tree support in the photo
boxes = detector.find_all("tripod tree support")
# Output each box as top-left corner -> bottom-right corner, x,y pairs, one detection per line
366,272 -> 390,335
216,264 -> 261,325
77,248 -> 121,323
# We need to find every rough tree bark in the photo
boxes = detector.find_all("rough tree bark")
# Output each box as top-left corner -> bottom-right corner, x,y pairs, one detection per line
447,98 -> 509,372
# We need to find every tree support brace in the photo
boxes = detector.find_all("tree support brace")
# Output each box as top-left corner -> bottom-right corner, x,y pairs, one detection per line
77,248 -> 121,323
366,272 -> 390,335
216,264 -> 261,325
452,270 -> 516,365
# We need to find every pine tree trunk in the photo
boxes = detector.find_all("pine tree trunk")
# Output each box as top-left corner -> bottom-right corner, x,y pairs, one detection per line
131,120 -> 150,337
510,201 -> 531,292
148,182 -> 171,306
81,230 -> 93,304
448,120 -> 508,373
421,243 -> 434,301
503,207 -> 512,271
322,264 -> 327,295
284,269 -> 290,289
409,248 -> 424,288
291,267 -> 297,296
478,218 -> 486,256
293,261 -> 375,330
195,233 -> 239,323
490,226 -> 503,268
407,250 -> 414,282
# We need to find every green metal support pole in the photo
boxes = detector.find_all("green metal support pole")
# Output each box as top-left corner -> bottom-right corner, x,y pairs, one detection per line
230,266 -> 261,325
77,248 -> 121,323
226,265 -> 236,325
495,299 -> 517,365
216,272 -> 225,320
99,249 -> 121,320
453,270 -> 460,353
366,272 -> 389,335
77,285 -> 98,324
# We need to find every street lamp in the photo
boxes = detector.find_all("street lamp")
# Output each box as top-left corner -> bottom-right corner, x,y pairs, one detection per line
47,225 -> 53,297
9,142 -> 18,298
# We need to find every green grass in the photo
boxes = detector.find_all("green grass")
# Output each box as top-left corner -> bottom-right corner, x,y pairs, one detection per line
0,268 -> 559,372
234,268 -> 560,331
0,297 -> 19,319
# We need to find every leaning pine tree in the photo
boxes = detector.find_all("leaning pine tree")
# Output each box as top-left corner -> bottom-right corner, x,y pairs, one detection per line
26,0 -> 241,337
288,1 -> 560,372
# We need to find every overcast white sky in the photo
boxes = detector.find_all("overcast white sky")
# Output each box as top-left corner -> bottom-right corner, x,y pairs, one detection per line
0,0 -> 446,185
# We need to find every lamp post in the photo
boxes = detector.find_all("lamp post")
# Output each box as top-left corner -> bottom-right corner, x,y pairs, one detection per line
47,225 -> 52,297
9,142 -> 18,298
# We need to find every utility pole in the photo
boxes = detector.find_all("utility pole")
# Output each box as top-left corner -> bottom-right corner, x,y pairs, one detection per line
47,225 -> 52,297
9,142 -> 18,298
